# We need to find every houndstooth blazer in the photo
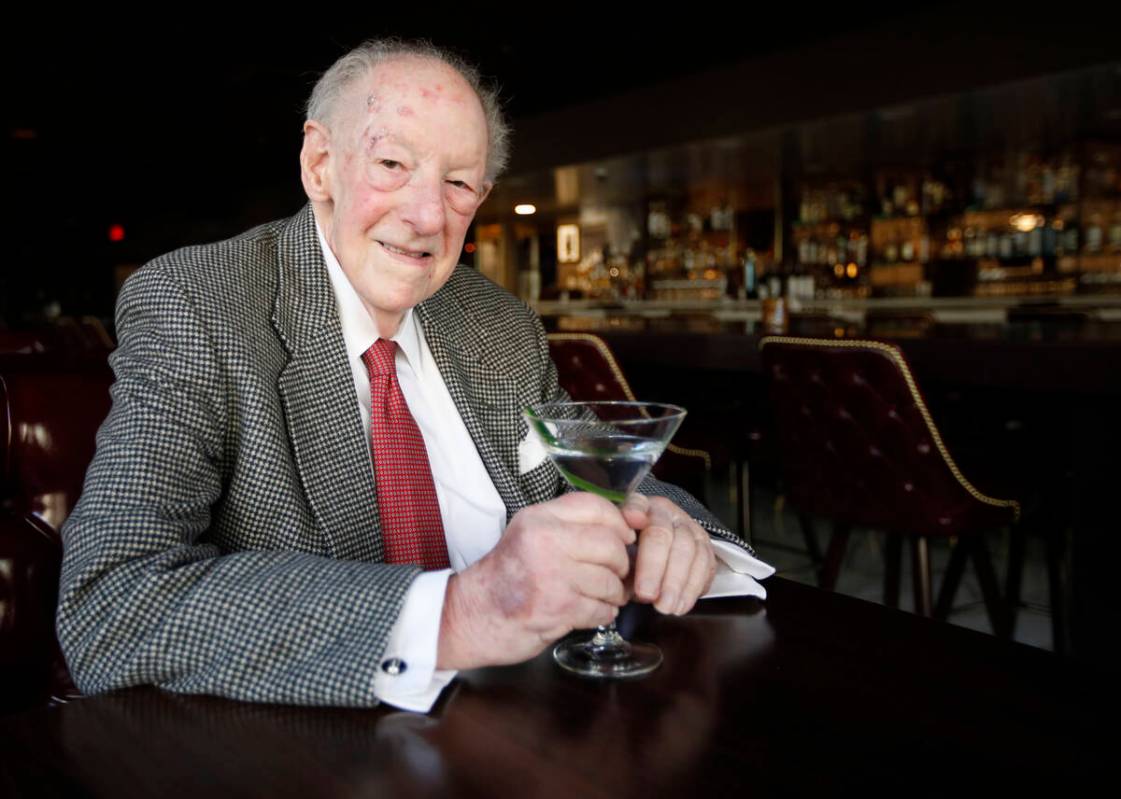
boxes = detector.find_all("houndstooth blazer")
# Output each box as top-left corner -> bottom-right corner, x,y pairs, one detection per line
56,204 -> 746,707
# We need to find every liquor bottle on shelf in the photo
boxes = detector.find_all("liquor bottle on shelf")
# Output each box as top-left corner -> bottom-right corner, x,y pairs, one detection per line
1060,223 -> 1079,256
647,202 -> 671,239
964,226 -> 981,258
1028,224 -> 1043,258
853,232 -> 869,267
798,235 -> 811,267
1043,220 -> 1059,258
1109,209 -> 1121,253
1085,213 -> 1104,254
883,227 -> 899,263
743,250 -> 758,299
900,236 -> 915,262
765,274 -> 783,300
999,230 -> 1014,260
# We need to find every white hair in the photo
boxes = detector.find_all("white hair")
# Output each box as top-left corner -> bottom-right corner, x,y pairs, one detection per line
306,38 -> 511,183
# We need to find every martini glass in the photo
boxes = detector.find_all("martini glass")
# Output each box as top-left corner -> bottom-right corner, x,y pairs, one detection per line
523,400 -> 687,678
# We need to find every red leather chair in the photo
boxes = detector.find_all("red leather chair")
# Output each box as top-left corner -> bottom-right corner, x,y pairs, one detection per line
0,317 -> 114,358
546,333 -> 712,505
1,354 -> 113,712
758,336 -> 1020,635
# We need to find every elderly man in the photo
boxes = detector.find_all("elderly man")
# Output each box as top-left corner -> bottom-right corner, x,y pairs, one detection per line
57,39 -> 771,711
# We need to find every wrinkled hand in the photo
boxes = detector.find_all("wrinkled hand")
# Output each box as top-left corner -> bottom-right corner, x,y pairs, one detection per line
437,492 -> 634,670
621,494 -> 717,616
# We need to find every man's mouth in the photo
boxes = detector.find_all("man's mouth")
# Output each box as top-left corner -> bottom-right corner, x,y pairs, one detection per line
379,241 -> 432,259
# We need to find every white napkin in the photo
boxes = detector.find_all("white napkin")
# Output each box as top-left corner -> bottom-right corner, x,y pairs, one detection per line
706,539 -> 776,600
517,431 -> 550,475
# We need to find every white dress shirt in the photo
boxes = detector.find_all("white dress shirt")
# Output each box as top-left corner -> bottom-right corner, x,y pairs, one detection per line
317,225 -> 774,713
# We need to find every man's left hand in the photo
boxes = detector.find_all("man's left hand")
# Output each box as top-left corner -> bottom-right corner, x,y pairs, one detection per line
621,494 -> 717,616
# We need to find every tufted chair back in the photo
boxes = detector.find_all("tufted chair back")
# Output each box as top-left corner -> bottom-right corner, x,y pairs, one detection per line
546,333 -> 711,503
759,336 -> 1019,631
1,360 -> 113,711
759,336 -> 1018,537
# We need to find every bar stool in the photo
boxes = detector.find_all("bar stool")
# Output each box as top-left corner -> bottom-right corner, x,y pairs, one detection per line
546,332 -> 713,505
758,335 -> 1020,635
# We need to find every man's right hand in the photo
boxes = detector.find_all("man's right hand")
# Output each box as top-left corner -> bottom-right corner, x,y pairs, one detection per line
436,492 -> 634,670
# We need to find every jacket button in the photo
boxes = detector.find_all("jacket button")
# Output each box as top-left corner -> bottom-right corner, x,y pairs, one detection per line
380,657 -> 407,676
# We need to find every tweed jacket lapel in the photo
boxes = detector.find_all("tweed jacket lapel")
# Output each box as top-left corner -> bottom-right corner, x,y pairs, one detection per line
271,206 -> 383,562
415,279 -> 529,521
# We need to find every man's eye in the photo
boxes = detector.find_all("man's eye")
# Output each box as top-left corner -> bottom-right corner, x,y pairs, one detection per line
379,159 -> 402,170
447,180 -> 475,193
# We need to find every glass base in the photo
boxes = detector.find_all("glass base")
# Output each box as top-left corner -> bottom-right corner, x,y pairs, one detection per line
553,626 -> 663,679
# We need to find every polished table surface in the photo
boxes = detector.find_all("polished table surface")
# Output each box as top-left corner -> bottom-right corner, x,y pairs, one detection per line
0,579 -> 1105,797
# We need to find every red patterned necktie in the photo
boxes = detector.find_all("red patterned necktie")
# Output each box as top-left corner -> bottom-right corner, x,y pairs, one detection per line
363,339 -> 450,570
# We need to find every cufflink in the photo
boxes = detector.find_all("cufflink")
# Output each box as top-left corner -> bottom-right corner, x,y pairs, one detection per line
380,657 -> 407,676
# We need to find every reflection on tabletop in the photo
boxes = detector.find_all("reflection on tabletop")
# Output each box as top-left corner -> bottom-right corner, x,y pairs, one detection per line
38,603 -> 773,798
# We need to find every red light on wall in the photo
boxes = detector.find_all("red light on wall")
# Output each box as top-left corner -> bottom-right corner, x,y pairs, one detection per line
464,242 -> 477,254
108,224 -> 126,242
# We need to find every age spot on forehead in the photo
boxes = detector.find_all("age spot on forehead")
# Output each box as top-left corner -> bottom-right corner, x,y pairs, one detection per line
362,128 -> 387,154
396,105 -> 414,118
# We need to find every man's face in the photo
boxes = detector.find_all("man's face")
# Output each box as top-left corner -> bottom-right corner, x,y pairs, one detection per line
306,57 -> 491,335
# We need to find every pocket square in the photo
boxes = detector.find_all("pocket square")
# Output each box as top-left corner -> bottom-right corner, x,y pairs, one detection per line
517,431 -> 550,475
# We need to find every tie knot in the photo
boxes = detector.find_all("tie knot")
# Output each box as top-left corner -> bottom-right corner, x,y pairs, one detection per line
363,339 -> 398,377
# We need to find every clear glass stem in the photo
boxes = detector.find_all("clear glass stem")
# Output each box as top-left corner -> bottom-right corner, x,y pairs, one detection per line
587,623 -> 632,660
582,524 -> 637,661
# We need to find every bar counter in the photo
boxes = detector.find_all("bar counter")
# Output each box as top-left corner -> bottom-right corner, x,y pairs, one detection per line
543,313 -> 1121,395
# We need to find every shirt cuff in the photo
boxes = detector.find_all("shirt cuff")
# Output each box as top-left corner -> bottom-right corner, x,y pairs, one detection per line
372,569 -> 458,713
703,539 -> 776,600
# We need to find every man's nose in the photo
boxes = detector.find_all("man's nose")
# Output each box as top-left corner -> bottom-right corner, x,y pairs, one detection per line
399,177 -> 446,237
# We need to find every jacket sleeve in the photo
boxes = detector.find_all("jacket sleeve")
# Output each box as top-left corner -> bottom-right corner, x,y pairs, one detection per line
527,308 -> 756,556
56,262 -> 419,707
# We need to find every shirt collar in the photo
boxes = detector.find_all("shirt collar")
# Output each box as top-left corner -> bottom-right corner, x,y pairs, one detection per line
316,219 -> 423,370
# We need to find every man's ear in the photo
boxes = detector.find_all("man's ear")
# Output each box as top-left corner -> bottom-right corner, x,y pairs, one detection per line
300,120 -> 333,202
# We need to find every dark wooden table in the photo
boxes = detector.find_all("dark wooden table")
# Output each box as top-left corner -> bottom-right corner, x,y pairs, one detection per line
0,579 -> 1106,797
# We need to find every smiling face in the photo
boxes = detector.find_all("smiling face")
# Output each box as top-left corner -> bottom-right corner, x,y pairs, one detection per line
300,56 -> 492,336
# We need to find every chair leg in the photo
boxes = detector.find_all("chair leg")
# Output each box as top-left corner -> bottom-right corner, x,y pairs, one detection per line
798,512 -> 823,566
911,536 -> 933,617
884,533 -> 903,609
819,522 -> 851,592
970,536 -> 1008,638
1046,527 -> 1069,656
934,536 -> 971,621
734,458 -> 748,541
1005,524 -> 1027,639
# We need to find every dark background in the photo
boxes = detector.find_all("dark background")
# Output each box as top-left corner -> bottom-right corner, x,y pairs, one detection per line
3,6 -> 1121,668
5,5 -> 1121,324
